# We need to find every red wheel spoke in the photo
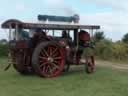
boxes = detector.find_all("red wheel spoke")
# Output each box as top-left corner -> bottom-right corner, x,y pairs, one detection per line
40,62 -> 48,68
39,56 -> 47,60
48,65 -> 53,73
53,60 -> 58,64
48,47 -> 53,56
40,51 -> 45,57
42,48 -> 49,57
51,48 -> 58,56
52,53 -> 58,58
49,64 -> 58,73
51,63 -> 60,69
42,66 -> 46,73
45,66 -> 49,73
54,56 -> 62,60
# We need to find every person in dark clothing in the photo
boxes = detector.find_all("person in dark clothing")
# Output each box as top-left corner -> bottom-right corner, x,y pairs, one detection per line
62,30 -> 68,38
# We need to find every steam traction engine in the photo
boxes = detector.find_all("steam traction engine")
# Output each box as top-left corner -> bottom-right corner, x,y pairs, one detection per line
1,15 -> 100,78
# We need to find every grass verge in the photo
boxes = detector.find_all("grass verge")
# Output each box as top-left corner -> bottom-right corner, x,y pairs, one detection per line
0,58 -> 128,96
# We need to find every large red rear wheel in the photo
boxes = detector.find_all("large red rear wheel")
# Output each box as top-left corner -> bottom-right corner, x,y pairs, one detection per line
32,42 -> 64,78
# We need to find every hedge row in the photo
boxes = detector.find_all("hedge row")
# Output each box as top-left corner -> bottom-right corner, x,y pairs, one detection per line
94,40 -> 128,61
0,44 -> 8,57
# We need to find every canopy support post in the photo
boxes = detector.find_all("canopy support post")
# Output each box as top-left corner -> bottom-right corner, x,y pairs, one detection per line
90,28 -> 94,41
53,30 -> 55,36
15,24 -> 18,40
9,24 -> 12,40
74,29 -> 78,46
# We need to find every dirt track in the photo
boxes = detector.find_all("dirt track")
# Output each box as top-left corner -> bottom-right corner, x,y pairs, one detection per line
96,60 -> 128,70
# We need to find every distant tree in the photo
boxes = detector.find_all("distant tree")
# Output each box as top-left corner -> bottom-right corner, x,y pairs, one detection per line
94,31 -> 105,42
122,33 -> 128,44
0,39 -> 8,45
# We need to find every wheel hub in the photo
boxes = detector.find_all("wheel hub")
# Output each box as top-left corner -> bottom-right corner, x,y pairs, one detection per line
47,57 -> 54,63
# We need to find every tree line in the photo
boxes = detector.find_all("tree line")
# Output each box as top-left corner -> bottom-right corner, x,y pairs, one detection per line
93,32 -> 128,62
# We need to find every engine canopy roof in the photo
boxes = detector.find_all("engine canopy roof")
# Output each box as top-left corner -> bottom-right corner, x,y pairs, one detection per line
1,19 -> 100,30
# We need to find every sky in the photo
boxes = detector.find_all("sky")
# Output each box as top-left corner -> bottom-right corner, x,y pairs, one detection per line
0,0 -> 128,41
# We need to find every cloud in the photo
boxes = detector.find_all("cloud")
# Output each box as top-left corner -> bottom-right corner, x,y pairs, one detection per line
81,0 -> 128,12
78,0 -> 128,41
80,11 -> 128,41
42,0 -> 75,15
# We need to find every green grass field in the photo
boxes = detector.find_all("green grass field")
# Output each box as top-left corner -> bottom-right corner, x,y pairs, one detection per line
0,58 -> 128,96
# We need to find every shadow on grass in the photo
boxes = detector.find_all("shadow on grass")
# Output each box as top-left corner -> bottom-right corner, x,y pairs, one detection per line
6,65 -> 86,79
1,62 -> 102,79
61,65 -> 88,77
